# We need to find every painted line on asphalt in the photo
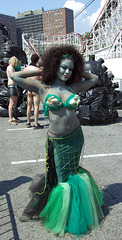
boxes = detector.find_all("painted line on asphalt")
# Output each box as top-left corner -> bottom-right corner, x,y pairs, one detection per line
7,128 -> 33,131
11,152 -> 122,165
84,152 -> 122,158
11,159 -> 45,164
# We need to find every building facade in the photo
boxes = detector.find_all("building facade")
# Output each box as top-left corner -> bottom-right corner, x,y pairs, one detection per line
0,14 -> 17,48
43,8 -> 74,36
16,7 -> 74,48
16,9 -> 44,47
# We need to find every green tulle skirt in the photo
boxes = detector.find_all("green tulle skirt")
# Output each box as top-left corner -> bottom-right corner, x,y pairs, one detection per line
38,126 -> 104,237
39,167 -> 104,237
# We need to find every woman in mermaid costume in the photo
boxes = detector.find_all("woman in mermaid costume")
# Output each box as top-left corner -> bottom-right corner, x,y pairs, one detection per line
10,45 -> 104,237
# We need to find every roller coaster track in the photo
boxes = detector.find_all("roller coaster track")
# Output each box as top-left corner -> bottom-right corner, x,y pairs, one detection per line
22,0 -> 122,62
84,0 -> 122,60
106,29 -> 122,59
22,34 -> 34,63
82,0 -> 110,51
24,32 -> 86,56
29,37 -> 40,56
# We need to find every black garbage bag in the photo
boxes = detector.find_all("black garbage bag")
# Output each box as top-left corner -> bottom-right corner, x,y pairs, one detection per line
77,57 -> 119,125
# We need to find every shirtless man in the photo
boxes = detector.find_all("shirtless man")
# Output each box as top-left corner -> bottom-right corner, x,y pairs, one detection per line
24,54 -> 44,129
6,56 -> 19,124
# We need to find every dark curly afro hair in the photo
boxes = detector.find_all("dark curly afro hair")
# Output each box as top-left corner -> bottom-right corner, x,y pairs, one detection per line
42,45 -> 84,85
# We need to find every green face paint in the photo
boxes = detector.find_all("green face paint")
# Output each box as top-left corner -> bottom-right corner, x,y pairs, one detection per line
57,58 -> 74,82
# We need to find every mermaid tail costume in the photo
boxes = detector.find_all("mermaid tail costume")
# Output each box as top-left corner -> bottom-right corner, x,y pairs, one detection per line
21,94 -> 104,237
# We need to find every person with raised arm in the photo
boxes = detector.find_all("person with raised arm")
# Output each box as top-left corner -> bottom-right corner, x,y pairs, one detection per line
10,45 -> 104,237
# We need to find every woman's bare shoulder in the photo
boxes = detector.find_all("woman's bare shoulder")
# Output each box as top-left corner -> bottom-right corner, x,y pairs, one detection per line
23,65 -> 39,71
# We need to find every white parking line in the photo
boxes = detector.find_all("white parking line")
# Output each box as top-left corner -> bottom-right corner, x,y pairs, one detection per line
11,159 -> 45,164
7,128 -> 32,131
84,152 -> 122,158
11,152 -> 122,165
11,159 -> 45,165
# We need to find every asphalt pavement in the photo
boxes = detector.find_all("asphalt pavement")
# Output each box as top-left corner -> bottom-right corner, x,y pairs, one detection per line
0,106 -> 122,240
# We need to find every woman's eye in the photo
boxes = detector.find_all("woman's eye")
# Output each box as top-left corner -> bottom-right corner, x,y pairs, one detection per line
61,66 -> 66,70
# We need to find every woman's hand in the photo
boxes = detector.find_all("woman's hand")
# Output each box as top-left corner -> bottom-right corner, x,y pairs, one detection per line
70,71 -> 98,93
10,69 -> 43,95
46,96 -> 62,106
82,71 -> 98,83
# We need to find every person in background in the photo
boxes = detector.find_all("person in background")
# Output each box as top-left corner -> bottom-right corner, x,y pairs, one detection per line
6,56 -> 19,124
14,59 -> 21,72
24,54 -> 44,129
10,45 -> 104,237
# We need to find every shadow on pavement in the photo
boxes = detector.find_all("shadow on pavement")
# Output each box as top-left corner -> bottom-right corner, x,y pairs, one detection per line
0,178 -> 121,238
117,115 -> 122,123
0,176 -> 32,240
103,182 -> 122,215
0,176 -> 32,196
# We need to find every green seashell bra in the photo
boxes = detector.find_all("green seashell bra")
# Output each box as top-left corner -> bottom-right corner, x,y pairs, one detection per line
43,93 -> 80,116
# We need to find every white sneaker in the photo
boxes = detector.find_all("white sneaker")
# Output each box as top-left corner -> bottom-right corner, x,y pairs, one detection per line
12,117 -> 19,123
8,119 -> 17,125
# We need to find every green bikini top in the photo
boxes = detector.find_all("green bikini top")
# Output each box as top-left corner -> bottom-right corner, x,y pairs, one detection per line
43,93 -> 80,116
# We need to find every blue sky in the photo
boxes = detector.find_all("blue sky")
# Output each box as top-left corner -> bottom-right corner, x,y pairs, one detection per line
0,0 -> 106,33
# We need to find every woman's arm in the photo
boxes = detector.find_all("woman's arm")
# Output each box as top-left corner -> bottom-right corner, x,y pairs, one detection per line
70,72 -> 98,93
10,69 -> 44,95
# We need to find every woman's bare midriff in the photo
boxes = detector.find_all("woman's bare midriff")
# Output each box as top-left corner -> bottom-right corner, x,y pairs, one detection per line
48,108 -> 80,137
48,121 -> 80,137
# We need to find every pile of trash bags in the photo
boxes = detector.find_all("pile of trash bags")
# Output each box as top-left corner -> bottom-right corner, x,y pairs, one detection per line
0,23 -> 27,117
77,57 -> 119,124
0,23 -> 119,123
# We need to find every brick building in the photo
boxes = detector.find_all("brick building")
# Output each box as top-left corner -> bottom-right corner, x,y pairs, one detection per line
16,7 -> 74,48
0,7 -> 74,49
43,8 -> 74,36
